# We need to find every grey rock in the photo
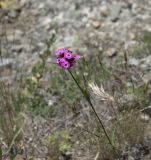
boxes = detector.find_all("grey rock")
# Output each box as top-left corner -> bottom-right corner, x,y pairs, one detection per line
7,29 -> 23,42
82,7 -> 91,16
20,0 -> 28,7
8,10 -> 18,19
100,4 -> 109,17
91,20 -> 101,29
38,17 -> 52,27
140,114 -> 150,122
128,156 -> 135,160
106,48 -> 117,57
128,58 -> 139,66
110,3 -> 121,22
0,58 -> 13,67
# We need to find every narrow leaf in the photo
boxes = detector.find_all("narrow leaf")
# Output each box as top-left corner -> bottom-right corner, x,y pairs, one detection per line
0,146 -> 2,160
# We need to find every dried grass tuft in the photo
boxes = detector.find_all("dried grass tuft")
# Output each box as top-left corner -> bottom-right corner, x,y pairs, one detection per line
89,83 -> 114,102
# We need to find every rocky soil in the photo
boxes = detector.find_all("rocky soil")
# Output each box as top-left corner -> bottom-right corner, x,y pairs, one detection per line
1,0 -> 151,73
0,0 -> 151,159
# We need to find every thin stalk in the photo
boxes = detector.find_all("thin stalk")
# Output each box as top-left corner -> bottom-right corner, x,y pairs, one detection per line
0,83 -> 15,128
6,127 -> 22,155
124,51 -> 128,70
68,70 -> 118,155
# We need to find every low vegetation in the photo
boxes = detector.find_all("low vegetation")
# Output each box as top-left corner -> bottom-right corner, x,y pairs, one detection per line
0,31 -> 151,159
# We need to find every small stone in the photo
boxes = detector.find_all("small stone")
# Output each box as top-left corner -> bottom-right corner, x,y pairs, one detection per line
128,58 -> 139,66
8,10 -> 18,18
7,29 -> 23,41
38,3 -> 45,9
47,100 -> 54,106
140,114 -> 150,122
100,5 -> 109,17
39,17 -> 52,27
106,48 -> 117,57
145,26 -> 151,32
129,33 -> 135,40
110,3 -> 121,22
91,20 -> 101,29
82,7 -> 91,16
20,0 -> 27,7
128,156 -> 135,160
12,45 -> 23,53
0,58 -> 13,67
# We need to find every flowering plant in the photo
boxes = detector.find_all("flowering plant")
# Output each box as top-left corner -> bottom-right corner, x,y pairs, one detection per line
53,48 -> 80,69
53,48 -> 118,156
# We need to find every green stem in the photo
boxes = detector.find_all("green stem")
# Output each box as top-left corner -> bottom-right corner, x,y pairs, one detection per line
68,70 -> 118,155
6,127 -> 22,155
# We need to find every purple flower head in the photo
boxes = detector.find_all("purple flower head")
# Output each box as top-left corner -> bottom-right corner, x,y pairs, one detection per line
74,54 -> 81,60
53,48 -> 81,70
56,57 -> 66,63
64,52 -> 73,59
54,48 -> 69,57
60,61 -> 70,69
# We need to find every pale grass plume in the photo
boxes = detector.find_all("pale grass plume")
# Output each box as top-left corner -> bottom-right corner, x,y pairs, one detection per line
89,83 -> 114,102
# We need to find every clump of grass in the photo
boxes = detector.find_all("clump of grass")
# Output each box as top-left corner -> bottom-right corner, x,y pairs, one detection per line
70,82 -> 147,159
42,130 -> 71,160
0,81 -> 23,159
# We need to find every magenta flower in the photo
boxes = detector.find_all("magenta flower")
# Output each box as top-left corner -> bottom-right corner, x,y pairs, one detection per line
57,57 -> 66,63
54,48 -> 69,57
64,52 -> 73,59
61,61 -> 70,69
53,48 -> 80,69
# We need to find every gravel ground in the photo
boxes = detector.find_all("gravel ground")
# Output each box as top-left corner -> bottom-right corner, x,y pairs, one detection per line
1,0 -> 151,72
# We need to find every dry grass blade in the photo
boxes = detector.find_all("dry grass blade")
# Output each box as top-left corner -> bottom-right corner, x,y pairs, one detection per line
89,83 -> 114,102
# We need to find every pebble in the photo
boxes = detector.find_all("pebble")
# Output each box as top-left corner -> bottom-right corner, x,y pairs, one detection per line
7,29 -> 23,42
100,4 -> 109,17
7,10 -> 18,19
128,58 -> 139,66
0,58 -> 13,67
110,3 -> 121,22
20,0 -> 27,7
39,17 -> 52,27
140,114 -> 150,122
106,48 -> 117,57
91,20 -> 101,29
